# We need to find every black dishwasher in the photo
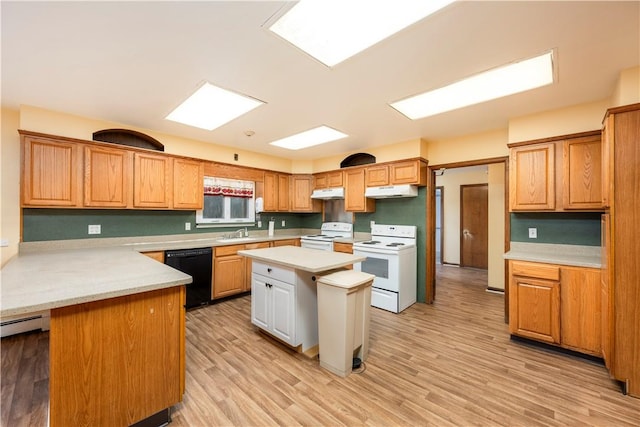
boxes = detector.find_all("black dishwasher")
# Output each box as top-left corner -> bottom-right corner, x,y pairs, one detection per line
165,247 -> 212,309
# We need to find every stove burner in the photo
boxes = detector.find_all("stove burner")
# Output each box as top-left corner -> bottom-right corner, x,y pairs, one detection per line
387,242 -> 405,247
361,240 -> 381,245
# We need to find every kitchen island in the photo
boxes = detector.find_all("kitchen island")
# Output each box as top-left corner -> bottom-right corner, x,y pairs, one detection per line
239,246 -> 365,356
1,247 -> 192,427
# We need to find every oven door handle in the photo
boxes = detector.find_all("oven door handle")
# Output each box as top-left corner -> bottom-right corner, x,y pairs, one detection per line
353,248 -> 395,256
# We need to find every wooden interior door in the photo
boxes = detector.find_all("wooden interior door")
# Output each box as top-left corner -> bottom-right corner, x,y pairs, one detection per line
460,184 -> 488,269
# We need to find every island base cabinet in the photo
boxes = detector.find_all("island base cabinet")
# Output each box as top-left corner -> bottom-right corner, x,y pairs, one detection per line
49,286 -> 185,427
250,261 -> 318,355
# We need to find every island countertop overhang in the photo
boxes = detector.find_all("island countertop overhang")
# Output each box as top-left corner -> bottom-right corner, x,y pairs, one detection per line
1,247 -> 192,317
239,246 -> 365,273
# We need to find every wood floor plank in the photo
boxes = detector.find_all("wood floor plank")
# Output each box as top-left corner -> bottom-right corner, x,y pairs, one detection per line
2,265 -> 639,427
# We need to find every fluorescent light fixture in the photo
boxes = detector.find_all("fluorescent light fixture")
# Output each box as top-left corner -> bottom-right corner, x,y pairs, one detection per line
166,82 -> 264,130
269,0 -> 455,67
390,51 -> 555,119
269,126 -> 348,150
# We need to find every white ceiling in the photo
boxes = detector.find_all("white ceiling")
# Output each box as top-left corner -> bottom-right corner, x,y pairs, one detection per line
2,1 -> 639,160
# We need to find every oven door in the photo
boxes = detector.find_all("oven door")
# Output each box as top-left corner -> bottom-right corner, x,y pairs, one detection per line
352,247 -> 399,292
300,239 -> 333,251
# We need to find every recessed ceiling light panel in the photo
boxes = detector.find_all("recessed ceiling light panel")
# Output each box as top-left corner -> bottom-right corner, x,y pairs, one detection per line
269,0 -> 455,67
166,82 -> 264,131
390,51 -> 555,119
269,125 -> 348,150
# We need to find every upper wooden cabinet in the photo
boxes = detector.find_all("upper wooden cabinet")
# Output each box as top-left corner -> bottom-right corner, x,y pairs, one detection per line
290,175 -> 321,212
313,170 -> 343,189
509,131 -> 603,212
509,142 -> 556,211
263,171 -> 290,212
562,135 -> 602,210
21,134 -> 82,207
366,165 -> 389,187
345,167 -> 375,212
84,145 -> 132,208
133,152 -> 173,208
365,159 -> 427,187
173,158 -> 204,210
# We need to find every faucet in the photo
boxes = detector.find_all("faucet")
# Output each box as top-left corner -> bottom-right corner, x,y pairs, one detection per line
235,227 -> 248,238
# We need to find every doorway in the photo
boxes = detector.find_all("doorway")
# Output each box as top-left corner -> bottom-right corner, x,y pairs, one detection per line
460,184 -> 488,269
425,157 -> 510,321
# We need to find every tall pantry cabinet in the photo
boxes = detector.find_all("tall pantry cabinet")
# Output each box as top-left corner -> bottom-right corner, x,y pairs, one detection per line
601,103 -> 640,398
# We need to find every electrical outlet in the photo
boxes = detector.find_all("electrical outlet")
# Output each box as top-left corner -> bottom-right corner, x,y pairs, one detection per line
281,220 -> 286,227
185,222 -> 191,231
528,228 -> 537,239
258,220 -> 262,228
0,239 -> 8,247
370,221 -> 375,228
88,224 -> 101,235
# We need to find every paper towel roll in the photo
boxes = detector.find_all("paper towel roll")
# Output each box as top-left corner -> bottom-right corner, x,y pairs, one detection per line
268,220 -> 275,237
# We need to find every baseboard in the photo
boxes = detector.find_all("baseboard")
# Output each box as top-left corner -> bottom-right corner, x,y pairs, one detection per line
486,287 -> 504,294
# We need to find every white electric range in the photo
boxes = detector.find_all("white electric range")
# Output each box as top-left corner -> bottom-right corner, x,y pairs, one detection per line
353,224 -> 417,313
300,222 -> 353,251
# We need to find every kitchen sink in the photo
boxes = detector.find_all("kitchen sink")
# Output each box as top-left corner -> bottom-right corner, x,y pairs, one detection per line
216,237 -> 257,243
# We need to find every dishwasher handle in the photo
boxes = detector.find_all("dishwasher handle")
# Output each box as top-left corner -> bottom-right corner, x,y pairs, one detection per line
165,247 -> 212,258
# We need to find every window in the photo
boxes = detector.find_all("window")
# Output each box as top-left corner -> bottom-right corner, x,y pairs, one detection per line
196,177 -> 255,225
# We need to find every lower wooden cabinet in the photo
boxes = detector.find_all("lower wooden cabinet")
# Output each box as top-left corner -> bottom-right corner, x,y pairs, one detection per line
508,260 -> 601,356
271,238 -> 300,247
214,242 -> 269,298
509,261 -> 561,344
333,242 -> 353,270
141,250 -> 164,263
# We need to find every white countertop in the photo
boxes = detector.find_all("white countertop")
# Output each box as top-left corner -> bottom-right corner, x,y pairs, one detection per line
1,247 -> 192,317
504,242 -> 602,268
239,246 -> 366,273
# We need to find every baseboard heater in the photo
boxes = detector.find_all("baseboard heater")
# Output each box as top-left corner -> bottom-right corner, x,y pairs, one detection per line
1,312 -> 50,337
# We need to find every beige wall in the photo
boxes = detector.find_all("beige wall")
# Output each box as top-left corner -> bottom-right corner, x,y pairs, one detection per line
612,66 -> 640,107
508,99 -> 610,143
312,138 -> 424,172
487,162 -> 505,290
1,109 -> 21,266
426,129 -> 509,166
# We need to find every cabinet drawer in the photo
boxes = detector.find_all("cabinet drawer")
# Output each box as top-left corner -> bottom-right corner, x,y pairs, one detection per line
333,242 -> 353,254
245,242 -> 270,250
511,260 -> 560,281
252,261 -> 296,284
215,244 -> 246,256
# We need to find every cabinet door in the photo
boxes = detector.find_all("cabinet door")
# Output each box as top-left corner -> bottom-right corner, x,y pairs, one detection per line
366,165 -> 389,186
509,269 -> 560,344
173,158 -> 203,210
271,278 -> 296,345
263,172 -> 278,211
271,239 -> 300,247
601,116 -> 614,208
22,136 -> 82,207
278,174 -> 290,211
390,160 -> 425,185
291,175 -> 321,212
84,145 -> 131,208
560,266 -> 601,355
562,136 -> 602,210
601,214 -> 612,368
326,170 -> 343,187
133,152 -> 172,208
509,143 -> 555,211
213,255 -> 245,298
251,274 -> 270,330
345,168 -> 375,212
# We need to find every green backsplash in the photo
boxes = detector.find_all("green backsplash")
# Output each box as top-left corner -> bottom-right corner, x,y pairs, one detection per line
510,212 -> 601,246
356,187 -> 427,303
22,208 -> 321,242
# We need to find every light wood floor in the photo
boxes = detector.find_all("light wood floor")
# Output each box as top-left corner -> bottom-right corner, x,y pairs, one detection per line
2,265 -> 639,426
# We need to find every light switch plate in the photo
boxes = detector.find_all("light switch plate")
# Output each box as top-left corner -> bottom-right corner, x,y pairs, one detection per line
528,228 -> 537,239
185,222 -> 191,231
258,220 -> 262,228
281,220 -> 286,227
88,224 -> 101,235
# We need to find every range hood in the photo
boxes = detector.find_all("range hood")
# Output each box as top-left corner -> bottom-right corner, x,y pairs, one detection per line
311,187 -> 345,200
365,184 -> 418,199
